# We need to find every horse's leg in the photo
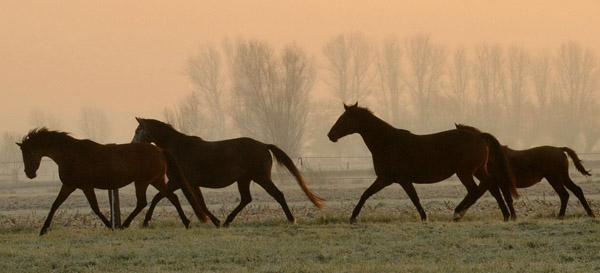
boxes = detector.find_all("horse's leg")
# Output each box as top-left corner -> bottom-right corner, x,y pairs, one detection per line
121,182 -> 150,228
40,184 -> 76,235
190,186 -> 220,227
167,174 -> 220,227
453,172 -> 482,220
81,187 -> 112,228
488,185 -> 511,221
150,178 -> 191,228
547,175 -> 570,218
143,192 -> 166,227
562,175 -> 595,217
255,178 -> 295,223
399,181 -> 427,221
223,179 -> 252,227
143,179 -> 182,226
498,185 -> 516,220
350,177 -> 392,223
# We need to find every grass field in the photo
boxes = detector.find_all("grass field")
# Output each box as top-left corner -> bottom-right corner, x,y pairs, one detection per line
0,176 -> 599,272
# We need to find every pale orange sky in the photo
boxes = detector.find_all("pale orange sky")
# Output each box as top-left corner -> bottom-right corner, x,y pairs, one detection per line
1,0 -> 599,142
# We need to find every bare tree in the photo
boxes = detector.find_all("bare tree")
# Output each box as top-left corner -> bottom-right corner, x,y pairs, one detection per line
404,33 -> 446,131
323,32 -> 376,103
554,41 -> 600,148
185,45 -> 227,138
447,47 -> 471,122
79,106 -> 111,143
28,109 -> 62,129
163,92 -> 208,137
472,43 -> 505,132
530,50 -> 554,143
0,132 -> 22,183
376,35 -> 404,126
531,51 -> 553,120
226,40 -> 316,156
504,46 -> 530,143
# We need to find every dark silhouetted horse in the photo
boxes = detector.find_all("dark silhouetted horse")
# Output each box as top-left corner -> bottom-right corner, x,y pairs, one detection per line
132,118 -> 325,227
454,124 -> 595,219
327,103 -> 519,222
16,128 -> 207,235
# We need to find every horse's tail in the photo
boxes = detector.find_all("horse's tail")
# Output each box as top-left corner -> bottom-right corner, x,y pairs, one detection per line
163,149 -> 208,223
561,147 -> 592,176
267,144 -> 325,209
479,133 -> 520,198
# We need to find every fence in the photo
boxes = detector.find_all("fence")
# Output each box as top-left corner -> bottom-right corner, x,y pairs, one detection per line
2,153 -> 600,185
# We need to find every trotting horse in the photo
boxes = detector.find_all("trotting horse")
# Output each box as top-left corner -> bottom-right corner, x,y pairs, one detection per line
327,103 -> 519,222
16,128 -> 208,235
454,124 -> 595,219
132,118 -> 325,227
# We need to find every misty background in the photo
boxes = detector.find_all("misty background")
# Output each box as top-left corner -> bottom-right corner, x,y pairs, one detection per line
2,1 -> 600,171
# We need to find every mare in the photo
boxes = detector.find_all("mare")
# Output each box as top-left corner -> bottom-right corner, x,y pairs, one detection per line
16,128 -> 207,235
327,103 -> 519,222
454,124 -> 595,219
132,118 -> 325,227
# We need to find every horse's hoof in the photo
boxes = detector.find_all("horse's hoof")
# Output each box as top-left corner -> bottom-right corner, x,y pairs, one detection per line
291,218 -> 297,225
588,212 -> 596,218
453,210 -> 466,221
39,229 -> 47,236
223,222 -> 230,228
349,218 -> 357,224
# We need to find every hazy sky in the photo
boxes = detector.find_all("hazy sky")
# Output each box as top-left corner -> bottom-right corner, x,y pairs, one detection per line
1,0 -> 599,142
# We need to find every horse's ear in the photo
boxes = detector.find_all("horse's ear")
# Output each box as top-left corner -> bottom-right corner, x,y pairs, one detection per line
343,103 -> 349,110
351,101 -> 358,108
15,142 -> 21,147
135,117 -> 142,124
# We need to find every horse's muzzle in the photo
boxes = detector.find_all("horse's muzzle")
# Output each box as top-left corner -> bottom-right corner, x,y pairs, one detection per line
327,132 -> 338,142
25,171 -> 36,179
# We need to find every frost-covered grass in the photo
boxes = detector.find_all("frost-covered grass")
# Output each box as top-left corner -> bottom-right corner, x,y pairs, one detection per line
0,205 -> 599,273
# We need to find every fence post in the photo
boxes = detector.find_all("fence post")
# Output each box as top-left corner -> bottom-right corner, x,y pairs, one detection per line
107,143 -> 121,229
108,189 -> 121,229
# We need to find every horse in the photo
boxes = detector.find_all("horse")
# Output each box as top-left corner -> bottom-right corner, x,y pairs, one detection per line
131,118 -> 325,227
16,128 -> 208,235
327,103 -> 519,222
453,123 -> 595,219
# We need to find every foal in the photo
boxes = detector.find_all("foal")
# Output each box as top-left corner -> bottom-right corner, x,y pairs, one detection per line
454,124 -> 595,219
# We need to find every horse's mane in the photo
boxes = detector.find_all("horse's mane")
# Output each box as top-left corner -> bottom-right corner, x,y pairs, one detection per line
21,127 -> 74,144
454,123 -> 482,133
346,103 -> 409,133
141,118 -> 194,138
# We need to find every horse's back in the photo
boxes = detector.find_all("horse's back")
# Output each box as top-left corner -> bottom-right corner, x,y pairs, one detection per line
374,129 -> 488,183
63,142 -> 166,189
506,146 -> 569,186
171,136 -> 273,187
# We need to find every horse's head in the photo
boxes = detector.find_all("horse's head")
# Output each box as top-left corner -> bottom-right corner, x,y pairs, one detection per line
16,141 -> 41,179
132,117 -> 154,143
328,102 -> 361,142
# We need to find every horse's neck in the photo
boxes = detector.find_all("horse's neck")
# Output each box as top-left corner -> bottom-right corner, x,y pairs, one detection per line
152,128 -> 188,148
357,116 -> 402,153
39,138 -> 78,165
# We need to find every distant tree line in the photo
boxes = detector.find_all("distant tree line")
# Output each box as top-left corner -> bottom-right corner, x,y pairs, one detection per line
162,33 -> 600,155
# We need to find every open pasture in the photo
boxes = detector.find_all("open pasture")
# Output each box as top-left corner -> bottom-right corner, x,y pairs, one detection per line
0,174 -> 599,272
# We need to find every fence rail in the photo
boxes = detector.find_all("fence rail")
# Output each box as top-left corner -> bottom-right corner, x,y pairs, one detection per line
1,152 -> 600,185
